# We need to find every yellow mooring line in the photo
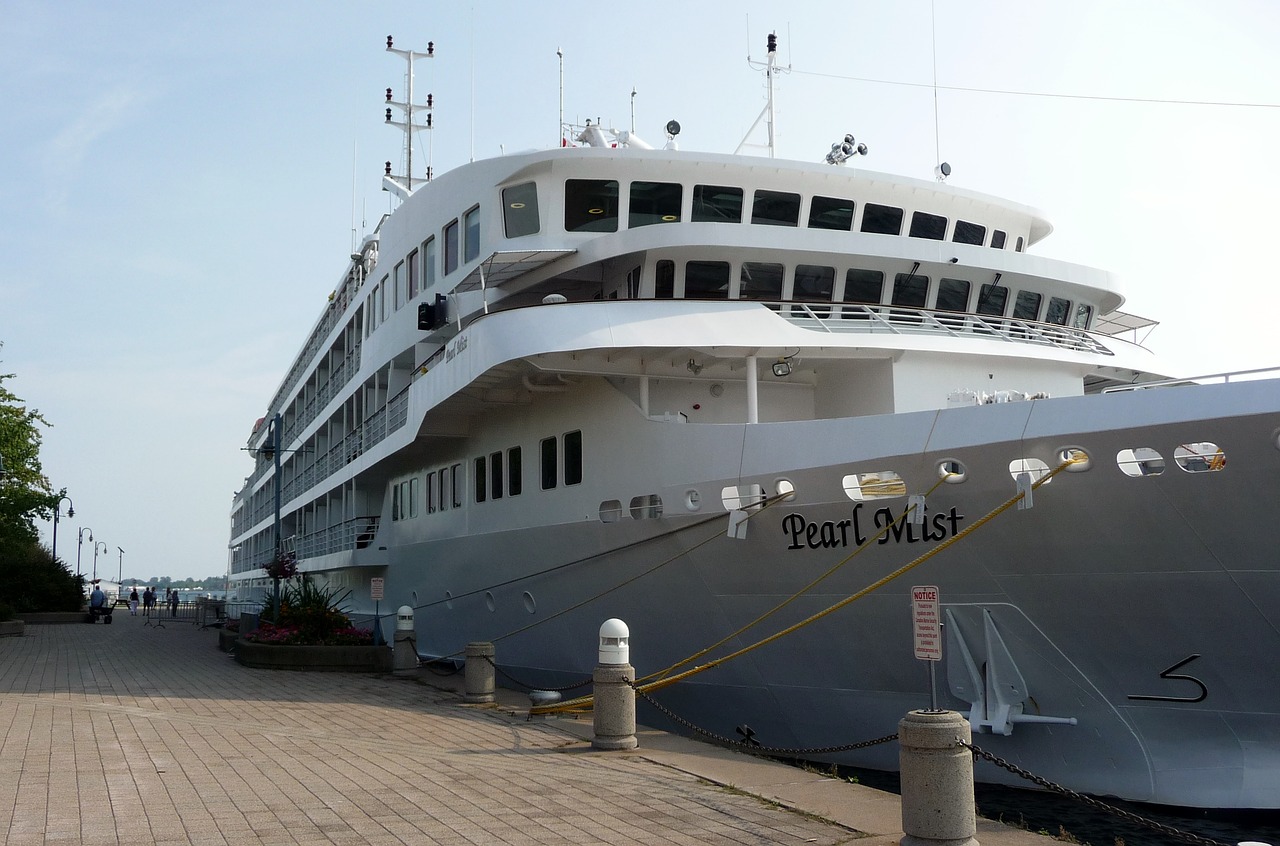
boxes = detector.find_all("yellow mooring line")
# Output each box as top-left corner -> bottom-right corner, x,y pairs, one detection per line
532,454 -> 1082,716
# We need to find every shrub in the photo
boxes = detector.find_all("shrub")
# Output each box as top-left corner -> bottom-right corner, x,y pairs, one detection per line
0,602 -> 13,622
248,575 -> 373,645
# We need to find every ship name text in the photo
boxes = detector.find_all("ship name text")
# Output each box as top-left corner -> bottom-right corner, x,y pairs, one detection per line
445,335 -> 468,362
782,504 -> 964,551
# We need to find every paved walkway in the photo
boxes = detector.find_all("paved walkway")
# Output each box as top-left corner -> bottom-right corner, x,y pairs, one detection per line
0,615 -> 1051,846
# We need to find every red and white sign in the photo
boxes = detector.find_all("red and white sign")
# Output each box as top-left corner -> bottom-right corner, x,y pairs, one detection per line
911,585 -> 941,661
370,578 -> 385,601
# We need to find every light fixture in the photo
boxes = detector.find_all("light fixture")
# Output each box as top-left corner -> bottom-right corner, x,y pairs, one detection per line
772,358 -> 792,378
687,359 -> 703,375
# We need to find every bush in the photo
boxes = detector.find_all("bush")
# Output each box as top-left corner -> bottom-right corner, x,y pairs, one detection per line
0,602 -> 13,622
250,575 -> 372,645
0,542 -> 83,613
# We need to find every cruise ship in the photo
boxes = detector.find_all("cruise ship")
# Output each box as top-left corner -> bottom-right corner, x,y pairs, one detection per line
228,36 -> 1280,810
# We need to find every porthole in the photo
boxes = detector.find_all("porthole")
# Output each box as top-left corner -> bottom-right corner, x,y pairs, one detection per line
484,591 -> 496,612
1173,442 -> 1226,473
721,484 -> 765,510
1058,447 -> 1091,472
598,499 -> 624,523
841,470 -> 906,501
1007,458 -> 1052,485
444,590 -> 454,610
685,489 -> 702,511
522,591 -> 536,614
1116,448 -> 1166,477
629,494 -> 663,519
775,479 -> 796,501
937,459 -> 967,484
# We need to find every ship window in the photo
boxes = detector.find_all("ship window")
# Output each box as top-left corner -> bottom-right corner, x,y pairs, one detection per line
409,477 -> 419,518
991,230 -> 1007,249
720,484 -> 765,511
490,451 -> 503,499
1008,458 -> 1052,485
565,179 -> 619,232
599,500 -> 624,523
1174,442 -> 1226,473
937,278 -> 971,312
474,455 -> 486,503
392,482 -> 402,520
692,184 -> 743,222
841,470 -> 907,501
952,220 -> 986,245
451,462 -> 463,508
976,283 -> 1008,316
793,265 -> 835,318
540,437 -> 557,490
1117,447 -> 1166,477
564,430 -> 583,486
808,196 -> 855,231
1072,304 -> 1093,329
444,220 -> 460,274
740,262 -> 784,301
423,236 -> 437,287
629,181 -> 682,227
655,259 -> 675,298
394,261 -> 405,311
1013,290 -> 1042,321
892,273 -> 929,308
1045,297 -> 1071,326
437,466 -> 449,511
463,205 -> 481,263
507,447 -> 522,496
842,268 -> 885,319
1015,236 -> 1025,252
630,494 -> 663,519
861,203 -> 903,235
502,182 -> 540,237
685,261 -> 730,299
751,189 -> 800,226
380,277 -> 389,321
426,471 -> 436,513
407,250 -> 419,300
909,212 -> 947,240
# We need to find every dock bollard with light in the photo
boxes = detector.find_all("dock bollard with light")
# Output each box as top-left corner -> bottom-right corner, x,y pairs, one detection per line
393,606 -> 417,675
592,618 -> 638,750
464,641 -> 495,703
898,709 -> 979,846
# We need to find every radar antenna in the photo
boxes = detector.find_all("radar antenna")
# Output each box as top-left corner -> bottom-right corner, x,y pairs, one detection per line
384,36 -> 435,202
735,31 -> 791,158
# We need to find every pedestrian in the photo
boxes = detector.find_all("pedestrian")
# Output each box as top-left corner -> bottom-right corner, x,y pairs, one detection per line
170,588 -> 179,618
142,587 -> 154,616
129,587 -> 139,616
89,584 -> 106,622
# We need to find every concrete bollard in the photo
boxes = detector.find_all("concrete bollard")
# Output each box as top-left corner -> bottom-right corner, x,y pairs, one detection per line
899,710 -> 979,846
463,641 -> 495,703
592,618 -> 638,750
393,605 -> 417,675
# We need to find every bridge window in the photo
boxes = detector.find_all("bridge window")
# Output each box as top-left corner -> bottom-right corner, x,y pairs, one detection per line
502,182 -> 540,237
565,179 -> 619,232
444,220 -> 459,274
655,260 -> 675,298
936,278 -> 971,312
793,265 -> 835,318
991,230 -> 1007,249
842,268 -> 884,319
1013,290 -> 1042,321
952,220 -> 986,245
976,283 -> 1008,317
808,196 -> 855,231
463,205 -> 481,263
407,250 -> 419,300
422,236 -> 436,287
1045,297 -> 1071,325
685,261 -> 730,299
1072,304 -> 1093,329
740,262 -> 784,301
692,185 -> 743,222
630,181 -> 682,227
909,211 -> 947,240
892,273 -> 929,308
861,203 -> 903,235
751,190 -> 800,226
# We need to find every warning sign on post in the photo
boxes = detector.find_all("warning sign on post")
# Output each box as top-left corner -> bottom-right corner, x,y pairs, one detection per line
370,578 -> 385,601
912,585 -> 941,661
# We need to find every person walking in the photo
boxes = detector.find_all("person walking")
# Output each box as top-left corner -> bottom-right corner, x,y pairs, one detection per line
142,587 -> 153,616
169,588 -> 179,618
129,587 -> 139,616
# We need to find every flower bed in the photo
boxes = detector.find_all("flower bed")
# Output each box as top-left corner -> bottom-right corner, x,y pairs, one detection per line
234,639 -> 391,672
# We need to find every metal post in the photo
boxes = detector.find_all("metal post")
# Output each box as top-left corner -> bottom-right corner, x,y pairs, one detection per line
117,547 -> 124,586
51,495 -> 73,565
271,413 -> 282,622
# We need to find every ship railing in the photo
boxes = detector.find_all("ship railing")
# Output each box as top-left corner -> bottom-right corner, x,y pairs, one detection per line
233,516 -> 381,573
1101,364 -> 1280,392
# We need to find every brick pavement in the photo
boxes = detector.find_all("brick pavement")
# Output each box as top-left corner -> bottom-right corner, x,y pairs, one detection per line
0,617 -> 863,846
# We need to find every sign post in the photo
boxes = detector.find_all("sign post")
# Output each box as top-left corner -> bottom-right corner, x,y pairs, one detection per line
911,585 -> 942,710
371,577 -> 385,646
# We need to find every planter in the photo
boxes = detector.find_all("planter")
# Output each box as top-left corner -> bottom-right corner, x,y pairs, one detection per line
0,620 -> 24,637
218,629 -> 239,652
234,639 -> 392,672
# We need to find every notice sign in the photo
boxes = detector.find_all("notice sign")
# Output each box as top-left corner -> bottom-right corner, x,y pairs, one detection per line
370,577 -> 385,601
911,585 -> 941,661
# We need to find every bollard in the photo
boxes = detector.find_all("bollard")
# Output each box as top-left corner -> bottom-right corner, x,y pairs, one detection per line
393,605 -> 417,675
899,710 -> 979,846
463,641 -> 495,703
592,618 -> 638,750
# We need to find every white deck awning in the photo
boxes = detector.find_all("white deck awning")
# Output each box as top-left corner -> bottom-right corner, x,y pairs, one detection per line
452,249 -> 577,293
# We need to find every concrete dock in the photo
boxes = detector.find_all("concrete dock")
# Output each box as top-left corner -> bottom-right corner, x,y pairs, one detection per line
0,616 -> 1054,845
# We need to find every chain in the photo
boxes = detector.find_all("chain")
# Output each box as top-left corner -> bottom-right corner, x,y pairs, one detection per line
483,655 -> 592,693
630,682 -> 898,756
963,741 -> 1231,846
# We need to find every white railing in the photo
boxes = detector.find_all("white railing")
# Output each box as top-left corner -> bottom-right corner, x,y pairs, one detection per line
1102,365 -> 1280,393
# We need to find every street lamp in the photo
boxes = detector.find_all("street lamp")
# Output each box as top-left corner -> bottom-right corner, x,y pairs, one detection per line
51,494 -> 74,565
117,547 -> 125,586
77,528 -> 94,580
93,541 -> 108,581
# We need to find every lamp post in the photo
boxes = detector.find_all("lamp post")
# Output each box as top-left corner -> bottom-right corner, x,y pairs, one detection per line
117,547 -> 125,586
77,527 -> 94,580
262,412 -> 283,621
51,494 -> 75,565
93,541 -> 108,581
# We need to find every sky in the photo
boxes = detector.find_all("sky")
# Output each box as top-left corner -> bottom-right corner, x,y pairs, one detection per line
2,0 -> 1278,581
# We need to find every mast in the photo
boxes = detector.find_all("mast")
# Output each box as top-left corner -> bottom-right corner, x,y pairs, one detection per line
735,32 -> 789,158
384,36 -> 435,201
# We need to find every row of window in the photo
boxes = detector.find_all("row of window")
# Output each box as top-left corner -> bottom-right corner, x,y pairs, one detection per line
653,259 -> 1093,328
367,205 -> 482,335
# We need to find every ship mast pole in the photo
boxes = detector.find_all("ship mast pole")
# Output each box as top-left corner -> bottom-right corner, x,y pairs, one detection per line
384,37 -> 435,201
734,32 -> 789,158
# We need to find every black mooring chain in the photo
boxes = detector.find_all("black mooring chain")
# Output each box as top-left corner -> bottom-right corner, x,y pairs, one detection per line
482,655 -> 592,693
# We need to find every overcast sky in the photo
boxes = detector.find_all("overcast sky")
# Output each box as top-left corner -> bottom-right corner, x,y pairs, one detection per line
3,0 -> 1277,581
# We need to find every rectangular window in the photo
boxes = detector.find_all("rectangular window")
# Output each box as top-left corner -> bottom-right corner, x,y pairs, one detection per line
507,447 -> 522,496
394,261 -> 404,311
892,272 -> 929,308
502,182 -> 540,237
936,278 -> 971,312
540,437 -> 557,490
564,430 -> 583,486
409,477 -> 418,518
444,220 -> 459,275
952,220 -> 986,246
407,250 -> 419,300
685,261 -> 730,299
426,470 -> 436,513
423,237 -> 437,287
1015,236 -> 1025,252
808,196 -> 855,231
861,203 -> 903,235
474,455 -> 486,503
1045,297 -> 1071,326
392,482 -> 402,521
739,262 -> 784,301
1072,304 -> 1093,329
991,230 -> 1007,250
691,185 -> 743,223
438,466 -> 448,511
794,265 -> 835,302
976,283 -> 1008,317
490,451 -> 503,500
909,211 -> 948,240
842,268 -> 885,319
565,179 -> 619,232
655,260 -> 675,299
629,181 -> 682,227
1013,290 -> 1043,321
451,462 -> 463,508
751,190 -> 800,226
463,206 -> 480,263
